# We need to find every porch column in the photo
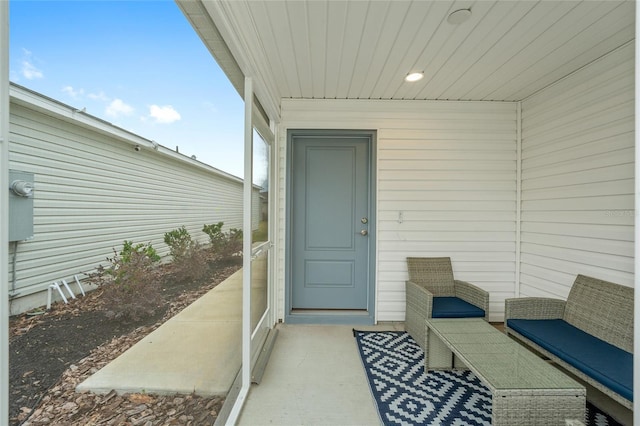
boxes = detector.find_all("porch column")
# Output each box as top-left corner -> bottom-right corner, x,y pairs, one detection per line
1,0 -> 10,421
227,75 -> 254,425
241,75 -> 253,405
634,4 -> 639,417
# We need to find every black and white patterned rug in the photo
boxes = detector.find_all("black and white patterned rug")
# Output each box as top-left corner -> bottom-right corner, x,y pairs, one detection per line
353,330 -> 622,426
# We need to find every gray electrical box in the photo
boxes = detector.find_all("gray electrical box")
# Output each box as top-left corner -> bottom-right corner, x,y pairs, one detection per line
9,170 -> 34,241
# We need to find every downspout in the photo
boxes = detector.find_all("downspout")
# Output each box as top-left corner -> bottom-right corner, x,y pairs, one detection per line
515,102 -> 522,298
227,76 -> 254,425
1,0 -> 10,421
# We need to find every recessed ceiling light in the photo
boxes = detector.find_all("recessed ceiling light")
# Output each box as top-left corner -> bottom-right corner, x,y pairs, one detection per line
447,8 -> 472,25
405,72 -> 424,82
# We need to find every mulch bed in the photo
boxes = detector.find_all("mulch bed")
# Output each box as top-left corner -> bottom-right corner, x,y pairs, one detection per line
9,259 -> 242,426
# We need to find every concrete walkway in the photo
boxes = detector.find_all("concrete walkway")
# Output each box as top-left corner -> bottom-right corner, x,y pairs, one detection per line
77,269 -> 243,396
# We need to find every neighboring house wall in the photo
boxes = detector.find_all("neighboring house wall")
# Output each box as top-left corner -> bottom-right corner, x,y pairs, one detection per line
8,86 -> 251,314
519,42 -> 635,297
279,99 -> 518,322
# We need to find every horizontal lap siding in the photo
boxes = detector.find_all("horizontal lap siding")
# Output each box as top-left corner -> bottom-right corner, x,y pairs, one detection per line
280,99 -> 517,322
9,102 -> 245,310
520,43 -> 634,298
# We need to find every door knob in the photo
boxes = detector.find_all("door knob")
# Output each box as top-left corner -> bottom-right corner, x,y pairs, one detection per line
360,229 -> 368,236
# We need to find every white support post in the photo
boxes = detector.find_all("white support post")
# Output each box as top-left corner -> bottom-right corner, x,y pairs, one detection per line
634,5 -> 639,418
227,76 -> 253,426
515,102 -> 522,298
1,1 -> 10,422
47,282 -> 69,309
48,283 -> 68,307
61,279 -> 76,299
46,287 -> 52,310
74,275 -> 85,296
241,75 -> 253,423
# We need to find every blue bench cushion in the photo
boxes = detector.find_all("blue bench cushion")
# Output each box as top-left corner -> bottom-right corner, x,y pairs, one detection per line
432,297 -> 485,318
507,318 -> 633,402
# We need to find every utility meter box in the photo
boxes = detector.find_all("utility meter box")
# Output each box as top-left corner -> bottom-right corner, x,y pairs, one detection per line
9,170 -> 34,241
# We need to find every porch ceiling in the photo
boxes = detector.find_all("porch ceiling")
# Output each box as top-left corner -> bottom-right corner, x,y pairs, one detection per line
178,0 -> 634,108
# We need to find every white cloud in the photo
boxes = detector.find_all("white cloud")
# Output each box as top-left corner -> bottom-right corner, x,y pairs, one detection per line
21,49 -> 43,80
148,105 -> 181,124
62,86 -> 84,99
22,62 -> 43,80
88,91 -> 109,102
105,99 -> 134,118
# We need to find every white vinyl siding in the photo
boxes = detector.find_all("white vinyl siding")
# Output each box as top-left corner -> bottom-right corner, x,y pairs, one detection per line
279,99 -> 518,322
8,89 -> 251,312
519,43 -> 634,298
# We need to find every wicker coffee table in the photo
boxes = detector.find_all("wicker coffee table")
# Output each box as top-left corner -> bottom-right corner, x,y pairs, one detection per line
425,318 -> 586,426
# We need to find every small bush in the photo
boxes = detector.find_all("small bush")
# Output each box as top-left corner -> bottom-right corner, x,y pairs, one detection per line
202,222 -> 225,251
203,222 -> 243,262
165,226 -> 209,283
91,242 -> 163,321
120,240 -> 161,264
178,241 -> 210,283
223,228 -> 243,259
164,226 -> 192,261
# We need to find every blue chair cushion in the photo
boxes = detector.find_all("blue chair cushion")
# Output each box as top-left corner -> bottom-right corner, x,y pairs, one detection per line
432,297 -> 485,318
507,318 -> 633,402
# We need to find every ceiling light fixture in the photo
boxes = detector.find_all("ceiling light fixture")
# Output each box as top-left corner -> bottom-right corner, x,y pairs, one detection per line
447,8 -> 472,25
405,72 -> 424,82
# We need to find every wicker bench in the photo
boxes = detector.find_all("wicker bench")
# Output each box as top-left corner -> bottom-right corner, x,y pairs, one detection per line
504,274 -> 633,410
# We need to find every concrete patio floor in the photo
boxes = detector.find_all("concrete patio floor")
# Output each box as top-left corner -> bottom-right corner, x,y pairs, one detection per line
238,323 -> 404,425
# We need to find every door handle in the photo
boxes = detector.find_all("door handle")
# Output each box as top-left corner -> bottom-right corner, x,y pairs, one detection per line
360,229 -> 368,236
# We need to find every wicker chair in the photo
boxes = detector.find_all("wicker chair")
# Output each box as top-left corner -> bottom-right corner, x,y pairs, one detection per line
405,257 -> 489,352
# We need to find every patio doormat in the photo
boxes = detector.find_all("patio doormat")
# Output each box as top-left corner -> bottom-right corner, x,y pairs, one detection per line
353,330 -> 622,426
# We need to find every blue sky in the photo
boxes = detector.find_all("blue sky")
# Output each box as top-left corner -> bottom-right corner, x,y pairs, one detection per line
9,0 -> 248,178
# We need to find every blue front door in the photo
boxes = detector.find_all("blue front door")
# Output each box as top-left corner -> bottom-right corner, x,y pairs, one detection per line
289,131 -> 373,316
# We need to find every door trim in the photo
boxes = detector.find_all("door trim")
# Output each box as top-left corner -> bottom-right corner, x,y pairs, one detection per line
285,129 -> 376,325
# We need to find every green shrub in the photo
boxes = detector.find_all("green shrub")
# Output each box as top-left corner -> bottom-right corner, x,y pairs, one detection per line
229,228 -> 243,241
91,242 -> 162,321
178,241 -> 210,283
225,228 -> 243,258
203,222 -> 243,262
164,226 -> 192,261
165,226 -> 209,283
120,240 -> 160,264
202,222 -> 225,251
